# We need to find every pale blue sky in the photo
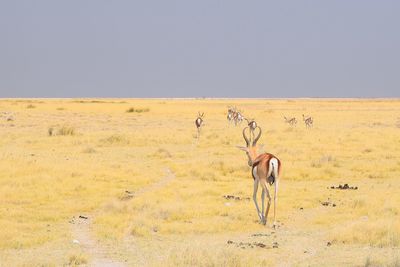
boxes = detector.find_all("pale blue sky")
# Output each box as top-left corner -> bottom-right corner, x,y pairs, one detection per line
0,1 -> 399,97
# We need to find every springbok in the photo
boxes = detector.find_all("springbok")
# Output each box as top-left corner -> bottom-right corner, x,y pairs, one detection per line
195,112 -> 204,138
302,114 -> 313,128
235,111 -> 244,125
227,107 -> 234,124
284,116 -> 297,126
237,126 -> 281,227
233,110 -> 245,125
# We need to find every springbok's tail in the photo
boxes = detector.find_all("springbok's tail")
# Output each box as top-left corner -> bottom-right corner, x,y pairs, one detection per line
268,158 -> 279,185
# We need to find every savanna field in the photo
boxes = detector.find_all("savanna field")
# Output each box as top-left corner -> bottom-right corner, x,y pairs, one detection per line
0,98 -> 399,266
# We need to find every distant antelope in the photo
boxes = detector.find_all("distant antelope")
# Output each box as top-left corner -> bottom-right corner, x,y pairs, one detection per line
227,106 -> 244,126
237,126 -> 281,227
227,107 -> 235,123
284,116 -> 297,126
195,112 -> 204,138
302,114 -> 313,128
235,111 -> 244,125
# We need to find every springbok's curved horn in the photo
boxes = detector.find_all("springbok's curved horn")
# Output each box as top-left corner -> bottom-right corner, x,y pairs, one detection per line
242,127 -> 250,147
252,126 -> 262,146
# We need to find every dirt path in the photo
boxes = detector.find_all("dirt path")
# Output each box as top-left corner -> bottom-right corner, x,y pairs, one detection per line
71,168 -> 175,267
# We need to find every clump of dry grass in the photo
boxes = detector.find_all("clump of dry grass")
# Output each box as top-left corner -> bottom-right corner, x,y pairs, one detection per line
57,125 -> 76,136
100,135 -> 129,145
149,148 -> 172,159
68,253 -> 88,266
82,147 -> 96,153
48,126 -> 76,136
26,104 -> 36,109
126,107 -> 150,113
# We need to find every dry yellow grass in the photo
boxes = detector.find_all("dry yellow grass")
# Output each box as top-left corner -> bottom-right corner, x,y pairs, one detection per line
0,98 -> 399,266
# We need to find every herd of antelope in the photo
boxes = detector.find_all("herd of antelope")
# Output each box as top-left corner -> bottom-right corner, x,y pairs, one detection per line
194,107 -> 313,227
284,114 -> 313,128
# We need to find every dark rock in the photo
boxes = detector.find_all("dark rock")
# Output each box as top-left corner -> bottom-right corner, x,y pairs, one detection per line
254,242 -> 266,248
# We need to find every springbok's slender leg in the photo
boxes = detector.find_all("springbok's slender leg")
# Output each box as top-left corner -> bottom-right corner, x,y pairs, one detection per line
260,180 -> 271,225
261,188 -> 265,223
253,179 -> 262,221
273,178 -> 279,228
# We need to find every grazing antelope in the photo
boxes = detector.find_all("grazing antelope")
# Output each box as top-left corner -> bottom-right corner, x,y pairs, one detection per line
195,112 -> 204,138
237,126 -> 281,227
302,114 -> 313,128
284,116 -> 297,126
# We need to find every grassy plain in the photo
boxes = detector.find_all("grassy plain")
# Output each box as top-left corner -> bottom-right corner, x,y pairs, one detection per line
0,98 -> 399,266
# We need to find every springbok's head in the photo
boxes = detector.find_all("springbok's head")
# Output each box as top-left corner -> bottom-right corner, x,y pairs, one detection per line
245,118 -> 257,130
198,112 -> 204,118
237,126 -> 262,166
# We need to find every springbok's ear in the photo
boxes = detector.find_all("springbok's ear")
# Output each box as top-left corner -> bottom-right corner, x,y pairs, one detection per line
236,146 -> 248,152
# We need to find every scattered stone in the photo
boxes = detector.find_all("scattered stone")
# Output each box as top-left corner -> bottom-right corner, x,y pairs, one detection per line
255,242 -> 266,248
327,242 -> 332,246
251,233 -> 269,237
321,199 -> 336,207
299,207 -> 303,210
120,190 -> 135,201
72,239 -> 80,244
329,184 -> 358,190
69,217 -> 75,224
223,195 -> 250,201
227,240 -> 270,249
272,242 -> 279,248
79,215 -> 88,220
